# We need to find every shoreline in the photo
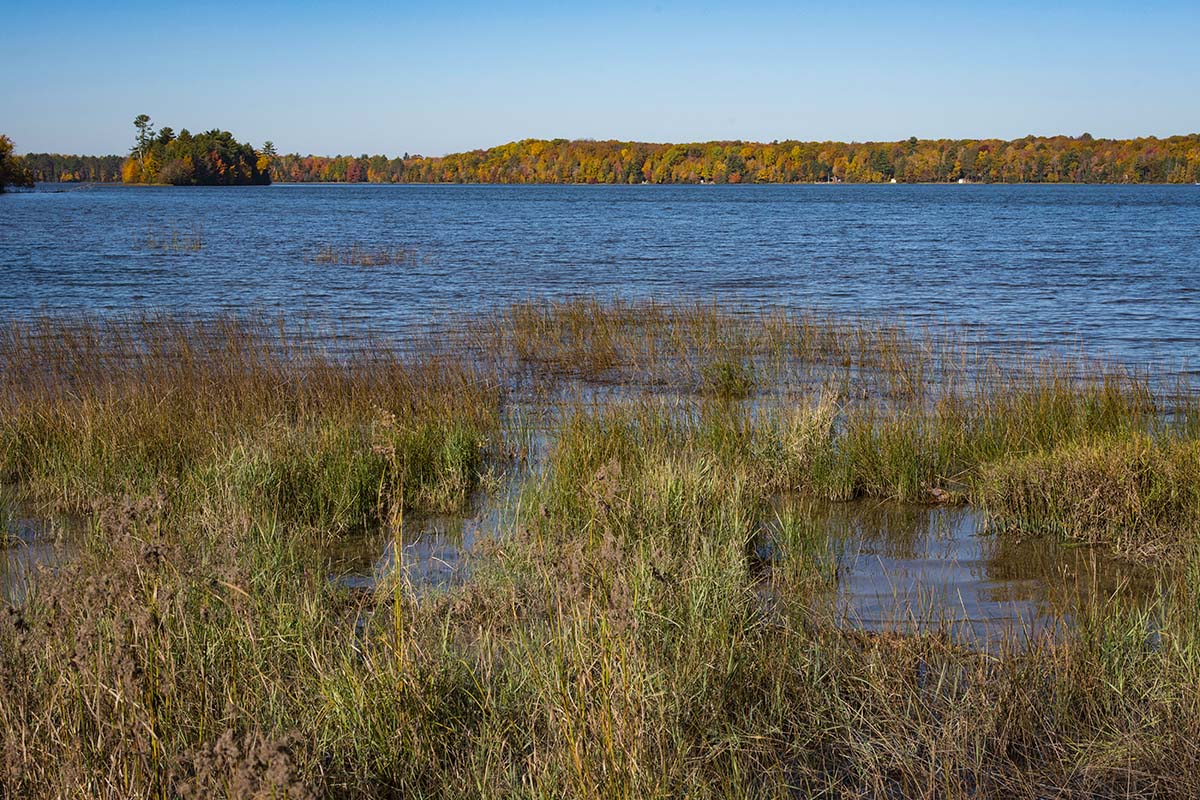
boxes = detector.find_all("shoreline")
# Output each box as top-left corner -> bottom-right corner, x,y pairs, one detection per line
19,179 -> 1200,188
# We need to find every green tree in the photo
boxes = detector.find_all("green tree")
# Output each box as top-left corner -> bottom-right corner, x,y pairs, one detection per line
133,114 -> 154,158
0,135 -> 34,192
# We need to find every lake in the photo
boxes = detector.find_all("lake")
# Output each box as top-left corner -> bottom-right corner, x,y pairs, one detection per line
2,181 -> 1194,643
2,183 -> 1198,367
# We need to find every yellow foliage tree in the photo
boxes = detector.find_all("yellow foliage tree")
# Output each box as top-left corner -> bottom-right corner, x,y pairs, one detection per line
121,158 -> 142,183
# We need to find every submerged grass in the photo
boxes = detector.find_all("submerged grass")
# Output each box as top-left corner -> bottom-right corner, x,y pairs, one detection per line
311,244 -> 421,267
139,223 -> 204,253
0,299 -> 1198,797
472,295 -> 940,396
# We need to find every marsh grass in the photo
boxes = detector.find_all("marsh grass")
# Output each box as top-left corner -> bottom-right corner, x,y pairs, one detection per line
311,244 -> 421,267
139,223 -> 204,253
979,435 -> 1200,557
469,296 -> 943,396
0,314 -> 500,521
526,364 -> 1180,555
467,297 -> 1195,552
465,393 -> 1200,797
1,300 -> 1199,798
700,358 -> 756,399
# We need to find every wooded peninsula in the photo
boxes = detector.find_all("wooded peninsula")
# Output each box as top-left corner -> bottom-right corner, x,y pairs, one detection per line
16,133 -> 1200,185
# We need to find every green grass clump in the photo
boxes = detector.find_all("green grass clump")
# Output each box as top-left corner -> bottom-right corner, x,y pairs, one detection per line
700,358 -> 755,399
0,315 -> 501,521
228,417 -> 485,529
979,435 -> 1200,556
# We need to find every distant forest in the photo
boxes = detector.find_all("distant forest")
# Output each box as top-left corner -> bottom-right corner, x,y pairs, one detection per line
18,153 -> 124,183
18,134 -> 1200,185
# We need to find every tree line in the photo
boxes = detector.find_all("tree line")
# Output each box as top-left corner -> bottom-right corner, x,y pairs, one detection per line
18,153 -> 124,183
270,134 -> 1200,184
13,119 -> 271,186
8,132 -> 1200,186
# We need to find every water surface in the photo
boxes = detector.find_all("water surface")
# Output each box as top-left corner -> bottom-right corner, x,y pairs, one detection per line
3,184 -> 1198,366
811,501 -> 1158,643
1,513 -> 66,605
2,182 -> 1191,637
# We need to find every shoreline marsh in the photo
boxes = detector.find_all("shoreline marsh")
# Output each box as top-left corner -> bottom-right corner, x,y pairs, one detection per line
1,299 -> 1198,798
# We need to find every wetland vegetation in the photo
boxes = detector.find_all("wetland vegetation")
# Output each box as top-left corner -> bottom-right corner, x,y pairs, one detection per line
138,223 -> 206,254
2,298 -> 1198,798
310,245 -> 423,268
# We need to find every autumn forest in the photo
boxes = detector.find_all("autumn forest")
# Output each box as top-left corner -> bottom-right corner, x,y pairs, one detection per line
14,133 -> 1200,185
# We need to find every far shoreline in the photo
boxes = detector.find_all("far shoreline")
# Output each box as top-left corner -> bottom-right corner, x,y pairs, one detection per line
19,180 -> 1200,189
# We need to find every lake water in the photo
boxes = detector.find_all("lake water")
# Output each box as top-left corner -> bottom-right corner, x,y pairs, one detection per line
2,182 -> 1193,639
2,183 -> 1199,366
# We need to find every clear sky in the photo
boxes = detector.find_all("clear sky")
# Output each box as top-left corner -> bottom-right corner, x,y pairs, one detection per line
5,0 -> 1199,156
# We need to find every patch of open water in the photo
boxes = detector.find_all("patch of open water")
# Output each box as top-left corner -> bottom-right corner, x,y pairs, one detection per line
797,500 -> 1158,644
322,476 -> 1157,647
1,512 -> 68,605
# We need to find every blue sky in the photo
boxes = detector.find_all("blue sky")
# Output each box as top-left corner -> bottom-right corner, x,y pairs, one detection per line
5,0 -> 1199,156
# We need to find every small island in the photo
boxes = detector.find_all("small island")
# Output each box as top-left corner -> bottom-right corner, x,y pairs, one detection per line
121,115 -> 272,186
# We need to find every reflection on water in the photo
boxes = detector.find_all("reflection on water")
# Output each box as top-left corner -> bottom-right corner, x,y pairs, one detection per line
328,480 -> 1162,648
767,498 -> 1162,644
329,488 -> 515,593
1,511 -> 67,605
331,514 -> 480,592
